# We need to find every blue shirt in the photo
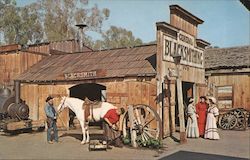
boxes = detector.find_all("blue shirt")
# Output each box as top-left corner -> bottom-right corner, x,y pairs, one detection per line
44,103 -> 56,118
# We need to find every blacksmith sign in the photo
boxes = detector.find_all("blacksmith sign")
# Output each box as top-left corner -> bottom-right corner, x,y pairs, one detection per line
64,69 -> 107,80
163,30 -> 204,68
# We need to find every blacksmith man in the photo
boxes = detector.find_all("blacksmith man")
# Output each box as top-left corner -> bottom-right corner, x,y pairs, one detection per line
44,96 -> 59,144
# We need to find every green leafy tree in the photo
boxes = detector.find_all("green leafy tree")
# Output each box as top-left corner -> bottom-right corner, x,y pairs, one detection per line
0,0 -> 109,45
0,0 -> 43,44
0,0 -> 16,11
41,0 -> 109,42
93,26 -> 143,50
1,0 -> 142,50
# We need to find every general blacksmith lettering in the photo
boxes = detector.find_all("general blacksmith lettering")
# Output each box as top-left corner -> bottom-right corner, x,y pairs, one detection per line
64,71 -> 97,80
163,31 -> 204,68
164,39 -> 203,65
178,33 -> 193,46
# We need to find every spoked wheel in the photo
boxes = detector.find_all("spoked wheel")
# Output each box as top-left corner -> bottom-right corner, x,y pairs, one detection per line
219,113 -> 237,130
232,109 -> 247,130
122,104 -> 162,145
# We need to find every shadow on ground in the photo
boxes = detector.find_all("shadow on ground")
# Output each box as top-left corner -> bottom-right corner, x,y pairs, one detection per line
159,151 -> 249,160
60,133 -> 82,141
60,133 -> 106,142
1,128 -> 45,136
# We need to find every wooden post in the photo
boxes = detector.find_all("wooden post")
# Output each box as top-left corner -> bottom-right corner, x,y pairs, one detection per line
162,82 -> 170,137
169,80 -> 176,134
176,65 -> 187,144
128,105 -> 137,147
34,85 -> 39,120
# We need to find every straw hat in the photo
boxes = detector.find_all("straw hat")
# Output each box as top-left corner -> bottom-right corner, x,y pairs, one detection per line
189,98 -> 194,103
208,97 -> 216,104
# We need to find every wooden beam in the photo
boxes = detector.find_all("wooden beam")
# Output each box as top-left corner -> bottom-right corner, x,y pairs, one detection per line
176,64 -> 187,144
128,105 -> 137,148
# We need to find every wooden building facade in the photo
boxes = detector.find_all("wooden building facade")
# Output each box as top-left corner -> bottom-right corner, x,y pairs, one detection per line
205,46 -> 250,111
0,44 -> 45,87
156,5 -> 209,137
15,45 -> 158,128
0,39 -> 91,88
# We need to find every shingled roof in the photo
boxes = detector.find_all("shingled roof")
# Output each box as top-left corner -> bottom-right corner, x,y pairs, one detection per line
204,45 -> 250,70
16,44 -> 156,82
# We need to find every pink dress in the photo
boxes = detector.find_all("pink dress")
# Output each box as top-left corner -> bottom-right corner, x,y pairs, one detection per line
204,105 -> 220,140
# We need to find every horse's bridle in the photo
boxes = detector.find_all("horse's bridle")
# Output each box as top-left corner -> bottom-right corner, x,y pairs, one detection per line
57,97 -> 66,115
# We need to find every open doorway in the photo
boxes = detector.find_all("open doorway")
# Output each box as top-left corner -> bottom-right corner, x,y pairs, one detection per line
175,81 -> 194,126
69,83 -> 106,101
69,83 -> 106,128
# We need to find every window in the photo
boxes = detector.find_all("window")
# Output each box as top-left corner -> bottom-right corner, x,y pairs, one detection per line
216,86 -> 233,109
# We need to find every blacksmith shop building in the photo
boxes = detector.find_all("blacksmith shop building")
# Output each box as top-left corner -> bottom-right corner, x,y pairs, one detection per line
14,5 -> 209,137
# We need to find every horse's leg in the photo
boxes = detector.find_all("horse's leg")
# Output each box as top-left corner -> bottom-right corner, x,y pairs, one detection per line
86,124 -> 90,143
79,120 -> 86,144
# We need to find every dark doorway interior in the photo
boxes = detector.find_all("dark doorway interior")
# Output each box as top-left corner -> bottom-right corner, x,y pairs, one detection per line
175,81 -> 194,127
69,83 -> 106,128
69,83 -> 106,101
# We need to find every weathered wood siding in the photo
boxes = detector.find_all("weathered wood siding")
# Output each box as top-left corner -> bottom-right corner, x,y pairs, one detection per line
20,78 -> 158,129
0,52 -> 44,86
170,13 -> 197,37
105,79 -> 157,110
163,61 -> 205,84
0,40 -> 85,87
21,84 -> 70,129
207,74 -> 250,111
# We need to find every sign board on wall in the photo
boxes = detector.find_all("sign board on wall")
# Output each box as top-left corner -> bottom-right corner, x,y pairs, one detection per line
163,31 -> 204,68
64,69 -> 107,80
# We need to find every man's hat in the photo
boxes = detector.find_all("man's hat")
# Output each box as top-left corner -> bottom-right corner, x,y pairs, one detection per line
200,96 -> 207,100
46,96 -> 54,102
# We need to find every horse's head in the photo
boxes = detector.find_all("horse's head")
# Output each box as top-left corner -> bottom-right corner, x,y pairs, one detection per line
57,96 -> 67,113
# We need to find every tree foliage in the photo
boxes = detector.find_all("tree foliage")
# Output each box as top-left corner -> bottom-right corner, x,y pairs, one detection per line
0,0 -> 143,49
93,26 -> 143,50
0,0 -> 43,44
0,0 -> 109,45
41,0 -> 109,42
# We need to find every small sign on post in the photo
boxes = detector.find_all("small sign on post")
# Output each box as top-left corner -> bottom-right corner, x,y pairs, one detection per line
128,105 -> 137,148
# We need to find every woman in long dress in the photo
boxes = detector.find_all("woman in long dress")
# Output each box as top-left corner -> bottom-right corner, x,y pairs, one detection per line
186,98 -> 199,138
204,97 -> 220,140
196,96 -> 208,137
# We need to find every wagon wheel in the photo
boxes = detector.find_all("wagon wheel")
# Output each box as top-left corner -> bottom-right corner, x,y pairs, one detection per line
218,113 -> 237,130
122,104 -> 162,145
232,109 -> 247,130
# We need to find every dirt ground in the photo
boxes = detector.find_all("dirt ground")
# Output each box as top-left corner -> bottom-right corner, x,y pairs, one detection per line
0,129 -> 249,160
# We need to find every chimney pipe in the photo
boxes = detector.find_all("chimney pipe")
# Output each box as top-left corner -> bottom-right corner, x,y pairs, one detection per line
14,80 -> 20,104
75,24 -> 87,52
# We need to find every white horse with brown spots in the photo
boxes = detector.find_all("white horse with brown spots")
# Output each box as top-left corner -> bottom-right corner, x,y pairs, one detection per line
57,96 -> 116,144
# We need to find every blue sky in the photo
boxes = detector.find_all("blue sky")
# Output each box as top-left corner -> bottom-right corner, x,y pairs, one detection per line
16,0 -> 250,48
